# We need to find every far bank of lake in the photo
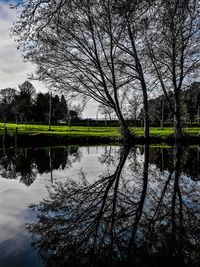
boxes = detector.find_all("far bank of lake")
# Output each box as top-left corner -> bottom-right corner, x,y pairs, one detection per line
1,123 -> 200,147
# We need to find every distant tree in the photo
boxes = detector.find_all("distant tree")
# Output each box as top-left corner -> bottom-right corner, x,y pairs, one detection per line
51,94 -> 61,121
68,110 -> 79,121
16,81 -> 36,124
0,88 -> 16,125
182,82 -> 200,125
60,95 -> 68,121
127,94 -> 142,124
143,83 -> 200,126
33,93 -> 50,122
98,104 -> 115,121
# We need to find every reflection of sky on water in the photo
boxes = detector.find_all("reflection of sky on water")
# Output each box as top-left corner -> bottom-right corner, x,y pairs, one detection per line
0,146 -> 120,266
47,146 -> 121,182
0,178 -> 47,266
0,145 -> 200,266
0,178 -> 48,240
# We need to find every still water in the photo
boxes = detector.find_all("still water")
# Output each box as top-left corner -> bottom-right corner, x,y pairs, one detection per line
0,145 -> 200,267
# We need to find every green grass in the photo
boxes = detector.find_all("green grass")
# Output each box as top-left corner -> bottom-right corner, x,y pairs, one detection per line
134,127 -> 200,137
133,127 -> 174,137
0,123 -> 200,139
0,123 -> 120,138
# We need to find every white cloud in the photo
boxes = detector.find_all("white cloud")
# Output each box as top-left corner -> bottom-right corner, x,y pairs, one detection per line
0,2 -> 47,92
0,2 -> 97,118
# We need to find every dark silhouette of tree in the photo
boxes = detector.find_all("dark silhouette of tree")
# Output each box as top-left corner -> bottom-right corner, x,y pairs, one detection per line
33,92 -> 50,122
0,88 -> 16,125
60,94 -> 68,121
146,0 -> 200,139
12,0 -> 136,142
113,0 -> 153,138
140,82 -> 200,126
12,0 -> 200,140
16,81 -> 36,124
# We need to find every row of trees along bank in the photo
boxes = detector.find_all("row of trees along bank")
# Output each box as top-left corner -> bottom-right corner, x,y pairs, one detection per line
140,82 -> 200,127
12,0 -> 200,141
0,81 -> 80,125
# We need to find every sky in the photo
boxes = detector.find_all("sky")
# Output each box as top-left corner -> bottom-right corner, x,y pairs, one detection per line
0,0 -> 97,118
0,1 -> 47,91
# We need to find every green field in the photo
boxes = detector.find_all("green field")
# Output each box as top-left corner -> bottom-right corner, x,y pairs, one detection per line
0,123 -> 200,139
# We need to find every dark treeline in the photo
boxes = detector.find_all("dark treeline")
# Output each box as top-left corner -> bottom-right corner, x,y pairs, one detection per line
0,81 -> 80,124
144,82 -> 200,126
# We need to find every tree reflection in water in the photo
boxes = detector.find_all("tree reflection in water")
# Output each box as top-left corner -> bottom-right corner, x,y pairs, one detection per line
0,146 -> 81,186
27,144 -> 200,267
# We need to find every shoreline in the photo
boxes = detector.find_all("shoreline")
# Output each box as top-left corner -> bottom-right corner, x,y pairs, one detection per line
0,123 -> 200,148
1,132 -> 200,148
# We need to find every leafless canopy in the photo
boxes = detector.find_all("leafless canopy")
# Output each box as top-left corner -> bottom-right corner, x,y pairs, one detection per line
12,0 -> 200,139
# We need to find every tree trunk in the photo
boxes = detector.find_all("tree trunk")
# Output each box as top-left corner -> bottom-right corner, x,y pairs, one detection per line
15,114 -> 18,125
174,113 -> 182,139
115,108 -> 133,144
174,91 -> 182,140
119,120 -> 132,144
25,117 -> 27,131
126,22 -> 149,139
3,115 -> 6,128
48,92 -> 52,131
161,98 -> 165,130
111,88 -> 133,143
142,88 -> 149,139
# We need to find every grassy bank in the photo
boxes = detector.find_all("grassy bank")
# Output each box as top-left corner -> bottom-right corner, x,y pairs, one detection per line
1,123 -> 200,147
0,123 -> 200,139
0,123 -> 119,139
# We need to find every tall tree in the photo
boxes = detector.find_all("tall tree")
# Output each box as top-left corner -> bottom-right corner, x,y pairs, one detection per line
114,0 -> 153,138
13,0 -> 135,142
145,0 -> 200,139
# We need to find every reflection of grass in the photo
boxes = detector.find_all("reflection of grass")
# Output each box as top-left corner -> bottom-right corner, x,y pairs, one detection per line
0,123 -> 199,138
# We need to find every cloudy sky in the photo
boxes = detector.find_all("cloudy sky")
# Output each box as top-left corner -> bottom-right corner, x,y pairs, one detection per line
0,0 -> 97,118
0,1 -> 47,91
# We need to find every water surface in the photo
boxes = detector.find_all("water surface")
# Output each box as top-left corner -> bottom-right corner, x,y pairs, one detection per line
0,145 -> 200,267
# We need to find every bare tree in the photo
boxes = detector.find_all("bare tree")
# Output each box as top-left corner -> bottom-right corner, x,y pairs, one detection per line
127,93 -> 142,124
12,0 -> 137,142
112,0 -> 156,138
98,103 -> 115,121
48,91 -> 52,131
145,0 -> 200,139
13,0 -> 199,140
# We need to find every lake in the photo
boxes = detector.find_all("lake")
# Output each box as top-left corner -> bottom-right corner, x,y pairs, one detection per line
0,144 -> 200,267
